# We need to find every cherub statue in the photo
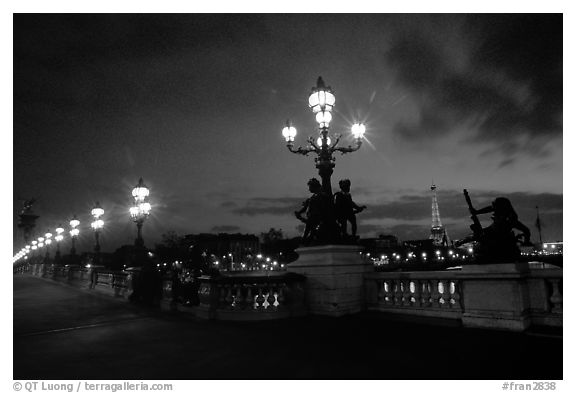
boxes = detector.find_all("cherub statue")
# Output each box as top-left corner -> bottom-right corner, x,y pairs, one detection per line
295,178 -> 328,244
334,179 -> 366,239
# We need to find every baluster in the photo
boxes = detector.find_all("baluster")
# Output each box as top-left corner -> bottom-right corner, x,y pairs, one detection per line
255,285 -> 265,310
234,284 -> 245,309
384,280 -> 393,305
377,280 -> 386,303
420,280 -> 430,307
410,280 -> 419,307
218,284 -> 227,309
246,286 -> 254,310
439,280 -> 449,307
449,280 -> 461,309
430,280 -> 441,308
276,283 -> 285,309
401,280 -> 410,306
549,279 -> 563,313
224,284 -> 234,308
267,283 -> 277,310
393,280 -> 402,306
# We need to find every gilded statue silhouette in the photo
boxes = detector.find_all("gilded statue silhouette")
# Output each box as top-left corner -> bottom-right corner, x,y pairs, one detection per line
460,189 -> 532,263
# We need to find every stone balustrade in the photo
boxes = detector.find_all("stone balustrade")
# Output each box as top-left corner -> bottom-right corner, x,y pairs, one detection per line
16,258 -> 561,331
195,272 -> 306,320
365,263 -> 562,330
365,271 -> 463,320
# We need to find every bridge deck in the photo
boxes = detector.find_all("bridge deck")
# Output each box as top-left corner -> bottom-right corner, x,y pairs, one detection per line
13,275 -> 562,380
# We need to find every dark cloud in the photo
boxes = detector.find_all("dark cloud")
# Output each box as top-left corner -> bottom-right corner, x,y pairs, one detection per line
230,197 -> 303,216
211,225 -> 241,233
386,14 -> 562,155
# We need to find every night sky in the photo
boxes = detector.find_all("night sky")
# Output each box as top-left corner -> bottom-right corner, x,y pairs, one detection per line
13,14 -> 563,253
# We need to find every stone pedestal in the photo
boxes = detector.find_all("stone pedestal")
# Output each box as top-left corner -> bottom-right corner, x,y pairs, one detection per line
461,263 -> 531,331
287,245 -> 372,317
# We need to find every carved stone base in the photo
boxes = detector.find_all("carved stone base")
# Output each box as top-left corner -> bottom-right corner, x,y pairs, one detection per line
461,263 -> 531,331
287,245 -> 372,317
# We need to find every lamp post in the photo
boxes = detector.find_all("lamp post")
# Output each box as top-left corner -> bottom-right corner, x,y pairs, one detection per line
44,232 -> 53,262
54,225 -> 64,263
282,77 -> 366,243
129,178 -> 151,248
90,202 -> 104,265
69,216 -> 80,256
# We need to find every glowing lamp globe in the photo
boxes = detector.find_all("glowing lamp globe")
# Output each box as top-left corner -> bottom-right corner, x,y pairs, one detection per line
282,124 -> 297,142
91,205 -> 104,218
70,217 -> 80,228
308,77 -> 335,114
70,228 -> 79,237
129,206 -> 139,219
351,123 -> 366,139
141,202 -> 151,214
315,111 -> 332,128
132,178 -> 150,202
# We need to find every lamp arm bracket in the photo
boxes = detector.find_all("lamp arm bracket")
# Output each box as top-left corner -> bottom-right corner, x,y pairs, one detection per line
287,144 -> 315,156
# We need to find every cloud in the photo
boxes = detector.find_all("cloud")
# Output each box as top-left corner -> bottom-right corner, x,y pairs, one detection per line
211,225 -> 241,233
229,197 -> 303,216
385,14 -> 562,156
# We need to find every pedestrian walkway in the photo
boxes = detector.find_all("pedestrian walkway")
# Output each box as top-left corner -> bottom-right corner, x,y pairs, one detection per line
13,275 -> 562,380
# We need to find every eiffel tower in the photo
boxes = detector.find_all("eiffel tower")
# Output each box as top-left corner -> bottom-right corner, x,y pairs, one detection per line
429,184 -> 449,246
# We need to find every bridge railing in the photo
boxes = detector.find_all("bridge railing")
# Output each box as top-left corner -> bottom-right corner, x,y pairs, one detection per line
364,265 -> 562,329
194,272 -> 307,320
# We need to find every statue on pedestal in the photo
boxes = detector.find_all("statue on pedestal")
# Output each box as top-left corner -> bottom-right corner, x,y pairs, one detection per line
460,189 -> 532,263
334,179 -> 366,241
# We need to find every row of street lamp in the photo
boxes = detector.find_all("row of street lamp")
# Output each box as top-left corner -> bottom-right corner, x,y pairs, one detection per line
15,77 -> 366,262
13,178 -> 151,264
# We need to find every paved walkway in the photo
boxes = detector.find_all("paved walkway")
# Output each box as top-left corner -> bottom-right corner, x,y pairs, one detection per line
13,275 -> 562,380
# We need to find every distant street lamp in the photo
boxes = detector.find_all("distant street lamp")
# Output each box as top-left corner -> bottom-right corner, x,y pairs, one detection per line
55,225 -> 64,262
90,202 -> 104,264
44,232 -> 53,262
129,178 -> 151,248
69,216 -> 80,256
282,77 -> 366,243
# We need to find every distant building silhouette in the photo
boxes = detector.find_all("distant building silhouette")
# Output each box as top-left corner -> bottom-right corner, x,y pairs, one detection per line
429,184 -> 449,246
184,233 -> 260,270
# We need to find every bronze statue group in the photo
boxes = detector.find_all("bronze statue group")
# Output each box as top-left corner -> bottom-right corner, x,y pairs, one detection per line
295,178 -> 366,245
295,178 -> 532,264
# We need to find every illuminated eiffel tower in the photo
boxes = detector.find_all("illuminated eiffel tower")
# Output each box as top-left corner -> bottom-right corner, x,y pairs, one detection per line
429,184 -> 449,246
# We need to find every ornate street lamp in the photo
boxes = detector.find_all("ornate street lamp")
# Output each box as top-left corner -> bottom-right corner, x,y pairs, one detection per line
44,232 -> 53,262
282,77 -> 365,195
90,202 -> 104,264
54,225 -> 64,262
282,77 -> 366,243
130,178 -> 151,248
69,215 -> 80,255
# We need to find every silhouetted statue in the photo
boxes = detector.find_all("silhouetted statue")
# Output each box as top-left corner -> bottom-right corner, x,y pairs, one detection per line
20,199 -> 36,215
295,178 -> 332,244
334,179 -> 366,240
460,189 -> 532,263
